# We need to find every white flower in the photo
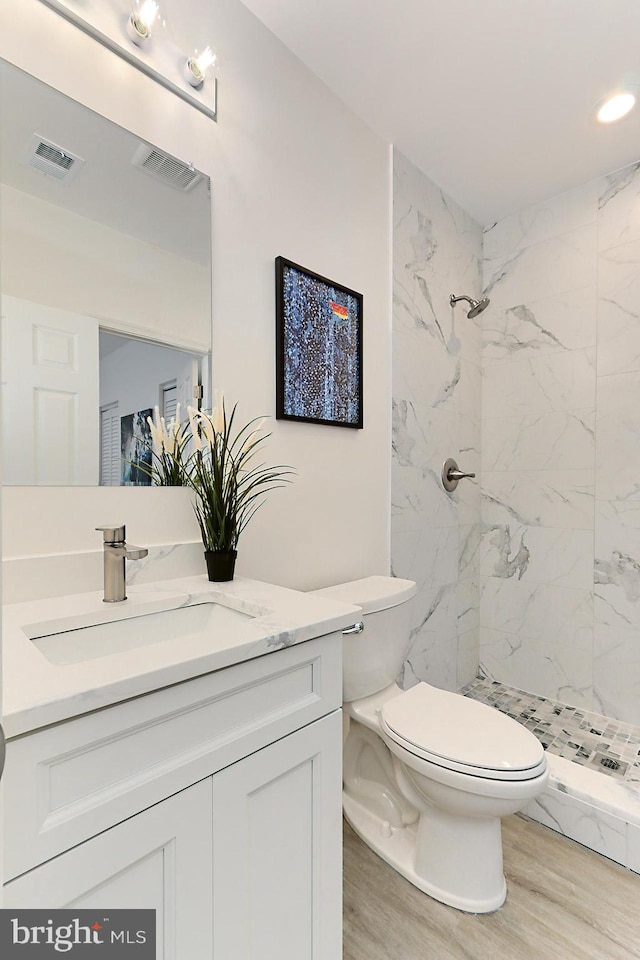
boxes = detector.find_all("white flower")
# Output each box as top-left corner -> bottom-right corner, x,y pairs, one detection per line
199,411 -> 215,447
241,417 -> 267,457
212,388 -> 225,434
147,405 -> 164,452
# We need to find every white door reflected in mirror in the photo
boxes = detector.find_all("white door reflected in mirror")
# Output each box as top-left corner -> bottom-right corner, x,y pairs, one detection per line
1,296 -> 99,485
0,58 -> 212,486
1,298 -> 208,486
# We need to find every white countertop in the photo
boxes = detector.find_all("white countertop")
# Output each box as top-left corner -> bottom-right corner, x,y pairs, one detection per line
2,575 -> 359,739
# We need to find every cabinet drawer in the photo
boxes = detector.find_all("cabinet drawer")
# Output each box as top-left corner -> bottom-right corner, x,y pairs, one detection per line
4,632 -> 341,881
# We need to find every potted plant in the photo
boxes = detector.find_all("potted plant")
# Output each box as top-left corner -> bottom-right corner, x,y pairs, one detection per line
184,393 -> 293,581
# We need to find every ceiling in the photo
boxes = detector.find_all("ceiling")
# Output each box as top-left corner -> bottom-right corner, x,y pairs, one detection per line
0,60 -> 211,264
240,0 -> 640,225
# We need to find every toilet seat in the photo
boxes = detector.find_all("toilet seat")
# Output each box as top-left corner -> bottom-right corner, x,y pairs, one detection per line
380,682 -> 546,782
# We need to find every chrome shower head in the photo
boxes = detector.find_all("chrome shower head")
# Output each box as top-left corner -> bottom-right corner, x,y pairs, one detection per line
449,293 -> 490,318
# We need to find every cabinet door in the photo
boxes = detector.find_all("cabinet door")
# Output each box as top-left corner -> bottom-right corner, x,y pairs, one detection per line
4,779 -> 213,959
212,710 -> 342,960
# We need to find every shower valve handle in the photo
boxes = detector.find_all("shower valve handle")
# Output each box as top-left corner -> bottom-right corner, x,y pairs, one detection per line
449,468 -> 476,481
442,458 -> 476,492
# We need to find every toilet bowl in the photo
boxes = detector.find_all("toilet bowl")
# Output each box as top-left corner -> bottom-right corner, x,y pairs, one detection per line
312,576 -> 548,914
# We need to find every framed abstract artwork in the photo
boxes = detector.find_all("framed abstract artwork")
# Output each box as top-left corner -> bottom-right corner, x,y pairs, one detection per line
275,257 -> 363,428
121,408 -> 152,486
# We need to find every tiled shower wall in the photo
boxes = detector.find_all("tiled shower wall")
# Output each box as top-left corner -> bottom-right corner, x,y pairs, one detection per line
480,161 -> 640,726
392,150 -> 483,691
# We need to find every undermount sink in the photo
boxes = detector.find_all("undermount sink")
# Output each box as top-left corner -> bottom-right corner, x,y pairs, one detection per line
25,601 -> 256,666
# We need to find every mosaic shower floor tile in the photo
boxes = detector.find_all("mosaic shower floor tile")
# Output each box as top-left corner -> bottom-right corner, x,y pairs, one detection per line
461,676 -> 640,789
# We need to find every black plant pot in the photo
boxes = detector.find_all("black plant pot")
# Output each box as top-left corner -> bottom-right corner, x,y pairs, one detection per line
204,549 -> 237,582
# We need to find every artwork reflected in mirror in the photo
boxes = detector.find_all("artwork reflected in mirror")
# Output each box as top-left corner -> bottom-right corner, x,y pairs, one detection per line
0,59 -> 212,486
98,331 -> 208,487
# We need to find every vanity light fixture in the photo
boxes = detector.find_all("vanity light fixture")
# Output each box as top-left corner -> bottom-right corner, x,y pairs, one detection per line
38,0 -> 217,120
183,46 -> 217,88
597,92 -> 636,123
126,0 -> 160,46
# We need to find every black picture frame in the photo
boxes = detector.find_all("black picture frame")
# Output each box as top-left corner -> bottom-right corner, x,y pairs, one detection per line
275,257 -> 363,428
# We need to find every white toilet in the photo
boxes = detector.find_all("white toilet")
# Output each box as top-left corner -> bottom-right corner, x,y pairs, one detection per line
313,575 -> 548,914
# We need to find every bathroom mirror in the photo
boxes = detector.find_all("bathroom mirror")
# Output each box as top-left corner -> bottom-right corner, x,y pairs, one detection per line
0,59 -> 212,485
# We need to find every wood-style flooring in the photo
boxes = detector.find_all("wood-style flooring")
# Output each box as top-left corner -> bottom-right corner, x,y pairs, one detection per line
343,815 -> 640,960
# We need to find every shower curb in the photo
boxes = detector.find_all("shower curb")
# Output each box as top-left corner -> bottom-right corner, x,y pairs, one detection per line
521,753 -> 640,874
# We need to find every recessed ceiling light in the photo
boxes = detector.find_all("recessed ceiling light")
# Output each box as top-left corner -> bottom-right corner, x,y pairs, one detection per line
597,92 -> 636,123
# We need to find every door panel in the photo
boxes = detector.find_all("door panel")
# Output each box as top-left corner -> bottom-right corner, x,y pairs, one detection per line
3,780 -> 213,959
212,711 -> 342,960
1,296 -> 99,484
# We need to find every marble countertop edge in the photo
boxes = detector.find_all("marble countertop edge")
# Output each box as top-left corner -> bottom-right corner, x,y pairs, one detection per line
2,574 -> 359,739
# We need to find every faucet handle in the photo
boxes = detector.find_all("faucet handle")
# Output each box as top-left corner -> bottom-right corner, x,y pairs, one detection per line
96,524 -> 126,544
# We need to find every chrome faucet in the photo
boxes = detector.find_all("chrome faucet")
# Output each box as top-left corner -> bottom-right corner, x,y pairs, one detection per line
96,524 -> 148,602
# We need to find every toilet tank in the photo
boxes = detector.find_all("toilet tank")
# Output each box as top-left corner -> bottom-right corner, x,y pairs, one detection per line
311,576 -> 416,703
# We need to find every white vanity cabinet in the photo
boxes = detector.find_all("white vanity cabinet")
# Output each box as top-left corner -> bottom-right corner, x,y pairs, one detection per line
3,779 -> 214,957
3,632 -> 343,960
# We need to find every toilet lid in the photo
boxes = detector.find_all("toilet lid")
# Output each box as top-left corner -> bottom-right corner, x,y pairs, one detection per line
381,683 -> 545,779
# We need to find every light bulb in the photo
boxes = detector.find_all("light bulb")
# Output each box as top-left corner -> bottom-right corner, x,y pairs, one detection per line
127,0 -> 159,45
597,92 -> 636,123
184,46 -> 217,88
138,0 -> 159,29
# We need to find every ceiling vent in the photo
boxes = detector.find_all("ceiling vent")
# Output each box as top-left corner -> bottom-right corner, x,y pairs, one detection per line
26,134 -> 84,184
132,143 -> 204,192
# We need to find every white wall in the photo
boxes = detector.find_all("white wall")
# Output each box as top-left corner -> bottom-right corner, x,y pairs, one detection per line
392,151 -> 483,693
0,0 -> 391,591
481,161 -> 640,726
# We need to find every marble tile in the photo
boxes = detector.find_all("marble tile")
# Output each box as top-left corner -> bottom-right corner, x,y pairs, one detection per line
597,239 -> 640,376
458,523 -> 481,581
457,296 -> 483,368
478,626 -> 593,709
598,160 -> 640,252
594,500 -> 640,723
456,576 -> 479,635
391,400 -> 458,530
395,150 -> 483,275
458,357 -> 481,425
546,754 -> 640,828
484,223 -> 597,309
456,422 -> 481,528
595,370 -> 640,501
523,789 -> 628,866
480,524 -> 594,589
593,620 -> 640,727
480,578 -> 593,647
393,326 -> 461,410
482,286 -> 597,361
595,500 -> 640,628
481,409 -> 595,471
478,160 -> 640,749
628,822 -> 640,873
400,582 -> 458,691
483,348 -> 596,419
483,179 -> 598,264
392,149 -> 482,706
394,151 -> 483,368
391,526 -> 459,592
481,470 -> 595,530
402,631 -> 459,692
456,627 -> 479,689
